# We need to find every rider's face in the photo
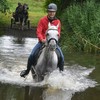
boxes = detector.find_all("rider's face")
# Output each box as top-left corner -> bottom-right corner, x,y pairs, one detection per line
48,11 -> 56,18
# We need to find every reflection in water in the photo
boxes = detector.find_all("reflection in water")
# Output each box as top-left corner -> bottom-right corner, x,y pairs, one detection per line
0,83 -> 25,100
12,37 -> 25,44
24,86 -> 44,100
0,35 -> 99,100
72,87 -> 100,100
43,88 -> 73,100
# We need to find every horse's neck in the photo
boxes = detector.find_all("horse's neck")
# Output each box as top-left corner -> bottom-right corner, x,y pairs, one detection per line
42,46 -> 58,71
43,47 -> 55,58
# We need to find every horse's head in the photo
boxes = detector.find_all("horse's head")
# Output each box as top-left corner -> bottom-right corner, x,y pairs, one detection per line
46,23 -> 59,50
23,4 -> 28,13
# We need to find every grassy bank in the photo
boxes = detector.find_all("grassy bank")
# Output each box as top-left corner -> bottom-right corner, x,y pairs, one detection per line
0,0 -> 46,27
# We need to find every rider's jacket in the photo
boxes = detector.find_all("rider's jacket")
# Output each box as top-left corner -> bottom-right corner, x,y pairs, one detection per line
36,16 -> 61,42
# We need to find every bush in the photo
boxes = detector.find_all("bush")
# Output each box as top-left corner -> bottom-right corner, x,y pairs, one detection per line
61,0 -> 100,53
0,0 -> 10,13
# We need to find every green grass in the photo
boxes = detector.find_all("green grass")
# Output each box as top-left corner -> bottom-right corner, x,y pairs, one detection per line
0,0 -> 46,27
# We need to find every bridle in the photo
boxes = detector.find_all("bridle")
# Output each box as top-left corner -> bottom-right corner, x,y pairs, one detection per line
46,28 -> 59,44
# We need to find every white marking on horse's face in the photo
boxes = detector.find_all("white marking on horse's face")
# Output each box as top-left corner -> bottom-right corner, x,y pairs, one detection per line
46,29 -> 59,42
46,23 -> 59,42
46,23 -> 59,50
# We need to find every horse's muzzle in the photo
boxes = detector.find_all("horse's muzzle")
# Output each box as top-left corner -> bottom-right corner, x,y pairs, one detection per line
48,39 -> 57,51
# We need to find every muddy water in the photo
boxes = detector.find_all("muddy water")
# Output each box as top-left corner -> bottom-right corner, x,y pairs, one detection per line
0,34 -> 100,100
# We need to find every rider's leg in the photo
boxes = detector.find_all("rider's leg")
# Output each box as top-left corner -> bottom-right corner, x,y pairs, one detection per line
20,42 -> 43,77
56,45 -> 64,71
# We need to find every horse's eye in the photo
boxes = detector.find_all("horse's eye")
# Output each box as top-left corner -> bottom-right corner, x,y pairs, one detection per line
46,33 -> 49,36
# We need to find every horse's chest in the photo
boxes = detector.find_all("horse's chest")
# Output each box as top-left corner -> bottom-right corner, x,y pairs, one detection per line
36,49 -> 58,74
45,51 -> 58,66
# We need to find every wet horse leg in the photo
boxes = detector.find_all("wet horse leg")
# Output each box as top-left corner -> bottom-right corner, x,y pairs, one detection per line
19,17 -> 24,30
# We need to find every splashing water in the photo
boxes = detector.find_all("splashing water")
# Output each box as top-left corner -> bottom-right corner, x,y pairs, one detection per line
42,65 -> 97,100
0,36 -> 97,94
0,63 -> 97,92
45,65 -> 97,92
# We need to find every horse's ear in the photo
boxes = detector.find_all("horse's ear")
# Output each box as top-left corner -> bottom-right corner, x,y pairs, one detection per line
48,22 -> 51,28
56,23 -> 59,28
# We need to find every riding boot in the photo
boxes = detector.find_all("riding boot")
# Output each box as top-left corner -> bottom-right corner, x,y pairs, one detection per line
20,42 -> 43,78
56,49 -> 64,71
20,70 -> 29,78
20,49 -> 41,78
20,57 -> 32,77
58,60 -> 64,71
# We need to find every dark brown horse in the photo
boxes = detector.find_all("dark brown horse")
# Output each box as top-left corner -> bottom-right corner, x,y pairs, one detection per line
12,4 -> 29,30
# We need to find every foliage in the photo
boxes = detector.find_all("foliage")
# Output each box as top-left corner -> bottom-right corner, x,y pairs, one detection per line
0,0 -> 10,13
7,0 -> 46,26
44,0 -> 86,16
61,0 -> 100,53
0,0 -> 46,27
44,0 -> 70,16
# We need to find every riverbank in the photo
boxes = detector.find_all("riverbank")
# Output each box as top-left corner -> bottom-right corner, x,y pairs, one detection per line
0,27 -> 37,38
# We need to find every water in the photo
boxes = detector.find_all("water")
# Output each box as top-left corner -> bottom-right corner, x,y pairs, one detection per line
0,35 -> 99,100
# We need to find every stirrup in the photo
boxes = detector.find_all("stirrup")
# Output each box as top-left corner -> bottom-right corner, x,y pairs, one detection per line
20,70 -> 28,77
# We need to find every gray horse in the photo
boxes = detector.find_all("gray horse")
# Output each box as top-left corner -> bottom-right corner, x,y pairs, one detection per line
31,23 -> 59,82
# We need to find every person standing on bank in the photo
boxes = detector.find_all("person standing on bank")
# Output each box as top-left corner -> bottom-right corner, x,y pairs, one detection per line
20,3 -> 64,78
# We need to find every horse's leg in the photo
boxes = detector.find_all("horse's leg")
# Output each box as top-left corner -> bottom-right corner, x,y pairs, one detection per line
24,15 -> 28,25
18,17 -> 21,29
31,67 -> 36,80
31,66 -> 44,82
20,17 -> 24,30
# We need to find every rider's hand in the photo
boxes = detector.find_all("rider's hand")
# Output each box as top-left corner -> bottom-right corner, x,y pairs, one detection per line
41,39 -> 46,43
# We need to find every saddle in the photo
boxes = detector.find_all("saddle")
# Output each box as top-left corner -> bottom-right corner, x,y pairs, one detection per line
33,44 -> 61,68
33,44 -> 45,66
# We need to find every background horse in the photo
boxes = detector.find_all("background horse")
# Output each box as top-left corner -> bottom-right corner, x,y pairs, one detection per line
31,23 -> 59,82
12,3 -> 29,30
19,4 -> 28,30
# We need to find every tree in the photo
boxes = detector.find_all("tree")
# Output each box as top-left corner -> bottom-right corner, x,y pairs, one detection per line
0,0 -> 9,13
44,0 -> 86,16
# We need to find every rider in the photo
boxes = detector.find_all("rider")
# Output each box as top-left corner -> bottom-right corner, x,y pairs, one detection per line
20,3 -> 64,78
14,2 -> 23,22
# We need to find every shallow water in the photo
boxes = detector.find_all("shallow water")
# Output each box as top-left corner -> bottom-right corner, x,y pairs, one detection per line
0,35 -> 100,100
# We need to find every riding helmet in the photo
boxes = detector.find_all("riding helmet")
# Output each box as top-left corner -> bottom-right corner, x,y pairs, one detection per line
47,3 -> 57,11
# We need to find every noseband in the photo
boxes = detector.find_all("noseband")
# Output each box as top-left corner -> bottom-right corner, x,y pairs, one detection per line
48,38 -> 58,44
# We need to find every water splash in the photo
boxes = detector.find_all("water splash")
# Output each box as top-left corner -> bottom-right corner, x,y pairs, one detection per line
0,35 -> 97,100
42,65 -> 97,100
45,65 -> 97,92
43,88 -> 73,100
0,64 -> 97,92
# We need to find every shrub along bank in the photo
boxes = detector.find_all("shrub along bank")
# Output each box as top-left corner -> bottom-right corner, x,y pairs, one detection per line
60,0 -> 100,54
